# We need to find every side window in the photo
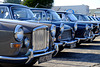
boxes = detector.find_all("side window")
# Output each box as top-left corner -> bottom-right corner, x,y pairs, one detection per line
46,14 -> 52,21
0,7 -> 10,19
32,12 -> 42,21
46,11 -> 52,21
79,16 -> 83,21
42,11 -> 46,20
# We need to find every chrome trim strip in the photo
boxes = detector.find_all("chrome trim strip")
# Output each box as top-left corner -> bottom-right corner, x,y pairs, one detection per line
33,25 -> 48,32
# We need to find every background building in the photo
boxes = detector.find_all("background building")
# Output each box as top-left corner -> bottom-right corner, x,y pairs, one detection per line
89,8 -> 100,17
52,5 -> 89,15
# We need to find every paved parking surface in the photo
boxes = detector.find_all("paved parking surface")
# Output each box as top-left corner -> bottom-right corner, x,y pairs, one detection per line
23,36 -> 100,67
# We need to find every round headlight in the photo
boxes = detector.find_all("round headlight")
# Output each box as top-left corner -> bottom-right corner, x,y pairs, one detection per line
74,23 -> 77,31
86,24 -> 89,30
60,23 -> 64,34
24,37 -> 30,47
51,24 -> 56,37
14,25 -> 24,42
91,24 -> 93,29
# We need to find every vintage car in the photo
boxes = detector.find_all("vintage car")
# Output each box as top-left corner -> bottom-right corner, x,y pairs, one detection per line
74,14 -> 100,37
30,8 -> 78,50
57,12 -> 98,43
0,3 -> 78,52
0,4 -> 59,67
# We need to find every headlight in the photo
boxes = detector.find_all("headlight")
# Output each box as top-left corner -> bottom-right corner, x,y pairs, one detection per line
86,24 -> 89,30
91,24 -> 93,29
60,23 -> 64,34
51,24 -> 56,37
14,25 -> 24,42
74,23 -> 77,31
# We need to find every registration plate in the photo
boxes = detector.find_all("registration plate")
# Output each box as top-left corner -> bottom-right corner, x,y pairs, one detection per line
70,43 -> 76,48
38,54 -> 52,64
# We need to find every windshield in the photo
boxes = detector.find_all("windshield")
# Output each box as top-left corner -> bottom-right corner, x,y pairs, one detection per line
12,7 -> 35,20
0,6 -> 10,19
75,14 -> 90,21
66,13 -> 78,21
47,11 -> 62,21
32,10 -> 46,21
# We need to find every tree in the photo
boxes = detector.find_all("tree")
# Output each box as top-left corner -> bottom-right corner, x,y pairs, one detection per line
4,0 -> 21,4
22,0 -> 54,8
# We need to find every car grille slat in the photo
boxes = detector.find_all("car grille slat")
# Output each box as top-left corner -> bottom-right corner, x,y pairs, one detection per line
61,30 -> 72,41
32,28 -> 48,51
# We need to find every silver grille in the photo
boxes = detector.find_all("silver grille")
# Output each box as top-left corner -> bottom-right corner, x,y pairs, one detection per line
61,30 -> 72,41
32,26 -> 49,51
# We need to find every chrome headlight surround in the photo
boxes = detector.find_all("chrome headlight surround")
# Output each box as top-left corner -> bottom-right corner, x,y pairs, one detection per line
91,24 -> 93,29
60,23 -> 64,34
14,25 -> 24,42
74,23 -> 77,31
86,24 -> 89,30
51,24 -> 56,37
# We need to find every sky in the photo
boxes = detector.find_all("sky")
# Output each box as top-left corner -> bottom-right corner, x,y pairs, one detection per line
0,0 -> 99,9
54,0 -> 100,9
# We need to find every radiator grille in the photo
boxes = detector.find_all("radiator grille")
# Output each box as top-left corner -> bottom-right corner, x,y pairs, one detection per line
32,28 -> 49,51
60,30 -> 72,41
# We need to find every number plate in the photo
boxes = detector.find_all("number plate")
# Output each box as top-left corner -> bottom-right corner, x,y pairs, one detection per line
38,54 -> 52,64
70,43 -> 76,48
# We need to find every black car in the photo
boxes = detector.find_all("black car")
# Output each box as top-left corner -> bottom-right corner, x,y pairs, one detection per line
57,12 -> 98,43
0,4 -> 59,67
74,14 -> 100,37
30,8 -> 78,50
0,3 -> 77,52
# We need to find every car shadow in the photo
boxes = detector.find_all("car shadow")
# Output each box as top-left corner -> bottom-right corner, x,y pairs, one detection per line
74,41 -> 100,50
54,52 -> 100,63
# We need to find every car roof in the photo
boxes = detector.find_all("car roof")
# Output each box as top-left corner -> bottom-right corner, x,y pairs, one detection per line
30,8 -> 55,12
0,3 -> 28,8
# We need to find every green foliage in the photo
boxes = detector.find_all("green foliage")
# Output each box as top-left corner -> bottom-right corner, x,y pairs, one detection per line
4,0 -> 21,4
22,0 -> 54,8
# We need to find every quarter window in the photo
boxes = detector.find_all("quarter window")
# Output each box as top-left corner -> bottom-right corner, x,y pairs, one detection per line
0,6 -> 10,19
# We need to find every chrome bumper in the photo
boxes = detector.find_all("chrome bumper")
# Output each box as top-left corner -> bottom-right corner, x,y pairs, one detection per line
61,40 -> 78,44
75,38 -> 87,41
0,44 -> 58,64
54,42 -> 64,46
94,33 -> 99,36
75,34 -> 95,42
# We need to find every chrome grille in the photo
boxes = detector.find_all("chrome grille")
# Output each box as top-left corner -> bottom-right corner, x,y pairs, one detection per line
32,26 -> 49,51
61,30 -> 72,41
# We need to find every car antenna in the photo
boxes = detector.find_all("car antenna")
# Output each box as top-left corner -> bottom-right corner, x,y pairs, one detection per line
35,3 -> 39,8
